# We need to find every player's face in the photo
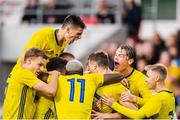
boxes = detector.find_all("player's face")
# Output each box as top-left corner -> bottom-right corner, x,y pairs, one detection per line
65,26 -> 84,44
28,57 -> 47,75
146,70 -> 157,89
86,60 -> 98,73
114,48 -> 129,72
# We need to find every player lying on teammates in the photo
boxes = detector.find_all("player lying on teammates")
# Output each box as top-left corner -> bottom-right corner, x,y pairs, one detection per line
85,51 -> 137,117
54,59 -> 126,119
99,64 -> 175,119
3,48 -> 60,119
7,15 -> 85,88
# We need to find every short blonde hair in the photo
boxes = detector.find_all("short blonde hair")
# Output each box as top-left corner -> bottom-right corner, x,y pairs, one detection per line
24,47 -> 48,61
145,64 -> 168,81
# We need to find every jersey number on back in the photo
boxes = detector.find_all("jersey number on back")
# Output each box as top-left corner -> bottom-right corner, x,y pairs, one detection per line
68,78 -> 85,103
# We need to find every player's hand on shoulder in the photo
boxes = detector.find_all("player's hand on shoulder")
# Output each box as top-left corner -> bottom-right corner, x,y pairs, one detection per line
48,70 -> 61,76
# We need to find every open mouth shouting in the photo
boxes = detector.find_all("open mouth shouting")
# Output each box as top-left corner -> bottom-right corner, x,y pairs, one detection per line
114,61 -> 120,69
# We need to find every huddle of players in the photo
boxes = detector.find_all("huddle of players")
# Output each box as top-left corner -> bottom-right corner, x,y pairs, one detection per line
3,45 -> 176,119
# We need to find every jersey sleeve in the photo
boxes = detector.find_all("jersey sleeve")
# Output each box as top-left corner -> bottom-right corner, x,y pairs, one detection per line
111,102 -> 145,118
140,95 -> 162,118
136,75 -> 152,106
17,71 -> 41,88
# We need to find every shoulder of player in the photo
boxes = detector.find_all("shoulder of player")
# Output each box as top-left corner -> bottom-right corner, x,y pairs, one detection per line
132,69 -> 147,80
33,27 -> 54,37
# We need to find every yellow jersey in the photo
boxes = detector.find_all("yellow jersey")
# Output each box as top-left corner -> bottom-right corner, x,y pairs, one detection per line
3,67 -> 40,119
111,90 -> 175,119
94,83 -> 126,113
55,73 -> 104,119
8,27 -> 68,83
33,76 -> 54,119
114,69 -> 152,107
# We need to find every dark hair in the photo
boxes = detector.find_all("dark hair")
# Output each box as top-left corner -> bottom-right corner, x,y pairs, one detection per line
62,15 -> 86,29
59,52 -> 75,61
120,45 -> 136,60
24,47 -> 48,61
88,51 -> 109,68
46,57 -> 67,73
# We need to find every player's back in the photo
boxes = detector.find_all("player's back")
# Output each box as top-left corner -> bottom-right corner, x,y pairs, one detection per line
156,91 -> 175,118
140,90 -> 175,119
55,73 -> 104,119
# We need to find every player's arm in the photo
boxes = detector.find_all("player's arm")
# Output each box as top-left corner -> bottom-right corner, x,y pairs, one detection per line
92,100 -> 138,119
103,73 -> 124,85
121,101 -> 138,110
111,102 -> 145,118
101,96 -> 145,118
33,70 -> 59,97
38,72 -> 49,83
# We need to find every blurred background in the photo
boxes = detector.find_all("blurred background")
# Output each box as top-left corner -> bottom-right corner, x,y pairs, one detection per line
0,0 -> 180,118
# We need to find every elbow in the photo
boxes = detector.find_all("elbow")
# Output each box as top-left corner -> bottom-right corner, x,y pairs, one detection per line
46,89 -> 56,97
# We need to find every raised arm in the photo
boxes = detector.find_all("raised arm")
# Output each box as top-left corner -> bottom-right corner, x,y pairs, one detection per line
33,70 -> 60,97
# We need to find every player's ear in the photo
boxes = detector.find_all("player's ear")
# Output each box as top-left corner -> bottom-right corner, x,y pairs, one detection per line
155,75 -> 160,82
66,25 -> 71,33
128,58 -> 134,65
26,57 -> 32,64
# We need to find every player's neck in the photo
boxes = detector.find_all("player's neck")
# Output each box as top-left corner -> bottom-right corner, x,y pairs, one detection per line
155,82 -> 167,92
22,64 -> 35,74
122,67 -> 133,77
97,68 -> 109,74
56,28 -> 65,45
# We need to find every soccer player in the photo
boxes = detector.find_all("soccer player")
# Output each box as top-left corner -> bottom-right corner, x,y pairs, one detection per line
54,59 -> 125,119
101,64 -> 175,119
7,15 -> 85,84
113,45 -> 151,106
34,57 -> 67,119
3,48 -> 60,119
